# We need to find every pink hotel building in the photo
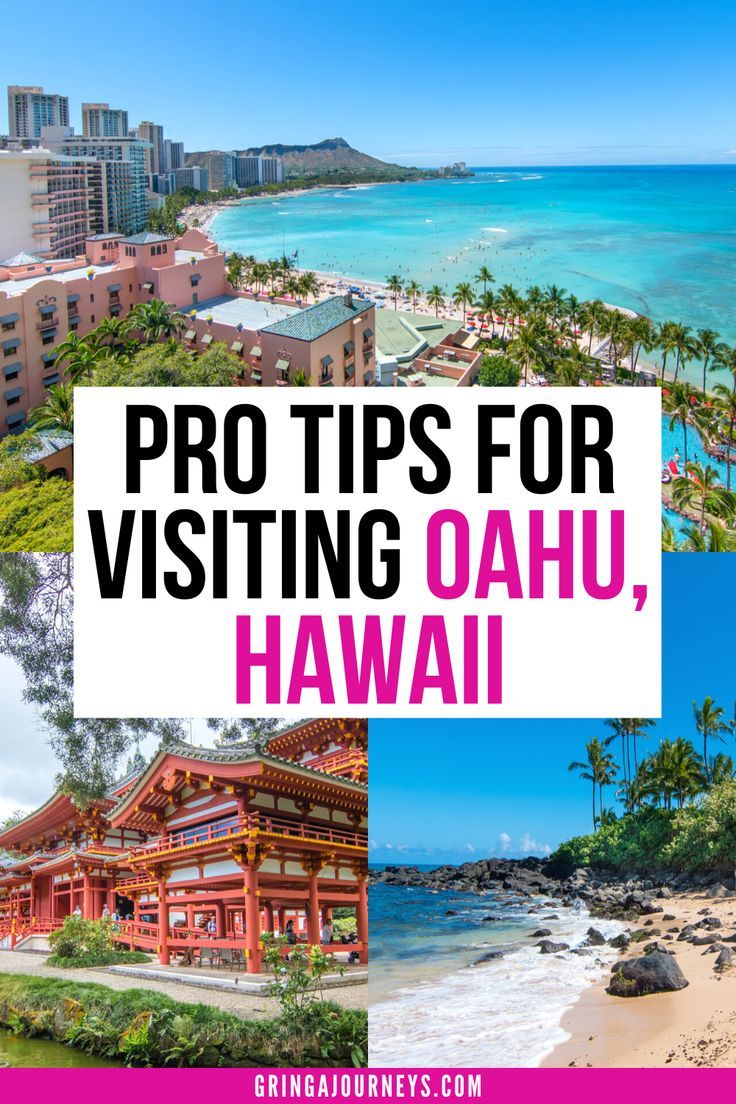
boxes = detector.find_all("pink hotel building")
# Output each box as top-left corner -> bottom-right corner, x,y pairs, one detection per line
0,227 -> 377,435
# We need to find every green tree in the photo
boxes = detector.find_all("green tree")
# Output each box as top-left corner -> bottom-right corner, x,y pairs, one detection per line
452,282 -> 475,324
386,274 -> 403,309
476,355 -> 521,387
695,328 -> 722,398
569,738 -> 617,830
405,280 -> 422,313
29,382 -> 74,433
672,461 -> 736,532
475,265 -> 494,293
693,696 -> 732,785
128,299 -> 186,343
427,285 -> 445,317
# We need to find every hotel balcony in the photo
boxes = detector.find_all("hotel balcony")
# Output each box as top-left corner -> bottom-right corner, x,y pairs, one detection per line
125,811 -> 367,865
36,316 -> 58,331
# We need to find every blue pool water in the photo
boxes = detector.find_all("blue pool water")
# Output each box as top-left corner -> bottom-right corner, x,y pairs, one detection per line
661,413 -> 731,536
213,165 -> 736,388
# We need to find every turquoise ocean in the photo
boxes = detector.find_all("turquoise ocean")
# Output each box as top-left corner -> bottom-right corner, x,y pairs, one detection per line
211,165 -> 736,387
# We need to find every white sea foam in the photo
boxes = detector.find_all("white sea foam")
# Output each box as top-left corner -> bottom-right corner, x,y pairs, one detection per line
522,174 -> 543,180
369,903 -> 623,1068
483,227 -> 508,234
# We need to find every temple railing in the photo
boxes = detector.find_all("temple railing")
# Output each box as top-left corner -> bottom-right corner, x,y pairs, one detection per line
126,812 -> 366,860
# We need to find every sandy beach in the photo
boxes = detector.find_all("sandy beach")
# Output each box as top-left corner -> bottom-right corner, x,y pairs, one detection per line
543,892 -> 736,1068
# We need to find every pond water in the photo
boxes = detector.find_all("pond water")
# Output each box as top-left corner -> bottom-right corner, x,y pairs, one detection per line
0,1029 -> 122,1067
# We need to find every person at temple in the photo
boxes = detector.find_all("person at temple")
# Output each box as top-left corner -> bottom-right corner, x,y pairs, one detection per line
284,919 -> 297,945
206,915 -> 216,934
102,904 -> 110,919
73,905 -> 82,917
321,918 -> 334,944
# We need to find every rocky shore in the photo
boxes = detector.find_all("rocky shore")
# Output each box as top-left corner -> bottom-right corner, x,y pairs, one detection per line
371,860 -> 736,1065
371,857 -> 735,915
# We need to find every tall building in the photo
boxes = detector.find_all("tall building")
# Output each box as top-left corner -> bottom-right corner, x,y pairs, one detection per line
163,139 -> 184,172
259,155 -> 284,184
41,127 -> 147,236
173,165 -> 208,191
7,86 -> 69,139
138,120 -> 165,177
234,155 -> 260,187
0,148 -> 103,260
82,103 -> 129,138
205,151 -> 235,191
234,154 -> 284,188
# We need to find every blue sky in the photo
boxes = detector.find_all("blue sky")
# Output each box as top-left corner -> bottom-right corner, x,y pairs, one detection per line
5,0 -> 735,166
370,553 -> 736,864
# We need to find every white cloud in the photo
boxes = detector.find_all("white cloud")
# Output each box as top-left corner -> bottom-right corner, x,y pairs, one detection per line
518,832 -> 552,856
496,831 -> 551,856
465,843 -> 475,853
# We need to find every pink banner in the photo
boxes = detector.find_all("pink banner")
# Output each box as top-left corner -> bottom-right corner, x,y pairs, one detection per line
0,1069 -> 731,1101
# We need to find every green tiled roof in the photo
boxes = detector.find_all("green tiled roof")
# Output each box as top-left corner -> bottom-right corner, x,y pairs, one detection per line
262,295 -> 373,342
120,231 -> 173,246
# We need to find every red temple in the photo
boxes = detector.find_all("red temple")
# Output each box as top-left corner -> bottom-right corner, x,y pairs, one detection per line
0,719 -> 368,973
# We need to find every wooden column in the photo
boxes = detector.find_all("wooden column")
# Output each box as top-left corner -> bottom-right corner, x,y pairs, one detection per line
187,904 -> 194,930
306,861 -> 322,946
215,900 -> 226,938
263,901 -> 274,934
243,863 -> 261,973
277,907 -> 286,935
357,874 -> 368,963
83,874 -> 91,919
157,876 -> 170,965
321,905 -> 333,925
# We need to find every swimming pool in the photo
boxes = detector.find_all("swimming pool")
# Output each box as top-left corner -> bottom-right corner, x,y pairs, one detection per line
661,414 -> 731,538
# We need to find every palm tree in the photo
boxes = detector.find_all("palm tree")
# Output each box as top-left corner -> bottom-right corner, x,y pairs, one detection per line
543,284 -> 568,328
604,718 -> 655,810
300,271 -> 320,302
693,696 -> 732,784
267,259 -> 282,290
91,315 -> 131,351
671,322 -> 697,384
475,290 -> 496,337
29,381 -> 75,433
386,274 -> 403,310
128,299 -> 186,343
709,752 -> 735,785
569,738 -> 616,830
507,321 -> 544,385
661,515 -> 682,552
427,285 -> 445,317
672,461 -> 736,532
624,315 -> 655,384
663,381 -> 698,468
681,519 -> 736,551
695,328 -> 722,399
453,282 -> 474,324
555,343 -> 595,386
497,284 -> 519,340
405,280 -> 422,313
53,334 -> 111,383
656,321 -> 678,383
475,265 -> 494,293
603,309 -> 629,376
579,300 -> 604,355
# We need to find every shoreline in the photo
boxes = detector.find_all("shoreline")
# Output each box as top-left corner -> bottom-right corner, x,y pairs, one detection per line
543,890 -> 736,1068
197,182 -> 732,392
370,861 -> 736,1068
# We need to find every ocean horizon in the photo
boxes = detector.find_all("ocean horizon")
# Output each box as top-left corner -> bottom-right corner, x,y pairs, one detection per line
211,164 -> 736,388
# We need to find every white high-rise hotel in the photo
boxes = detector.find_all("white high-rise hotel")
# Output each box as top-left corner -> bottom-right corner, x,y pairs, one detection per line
7,86 -> 69,139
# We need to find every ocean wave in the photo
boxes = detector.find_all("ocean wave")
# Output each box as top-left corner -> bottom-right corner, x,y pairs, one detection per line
369,902 -> 622,1068
522,175 -> 543,180
483,227 -> 509,234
